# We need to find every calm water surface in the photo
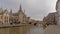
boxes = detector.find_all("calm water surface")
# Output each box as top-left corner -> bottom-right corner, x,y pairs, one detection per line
0,25 -> 44,34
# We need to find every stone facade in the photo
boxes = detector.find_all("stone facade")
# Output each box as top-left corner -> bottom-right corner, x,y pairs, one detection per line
0,5 -> 29,24
43,12 -> 57,26
56,0 -> 60,25
0,8 -> 10,24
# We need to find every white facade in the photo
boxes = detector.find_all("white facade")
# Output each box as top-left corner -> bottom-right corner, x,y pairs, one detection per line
56,0 -> 60,25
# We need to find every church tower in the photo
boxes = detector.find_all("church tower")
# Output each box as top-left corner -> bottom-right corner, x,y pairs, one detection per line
18,4 -> 27,23
18,4 -> 23,12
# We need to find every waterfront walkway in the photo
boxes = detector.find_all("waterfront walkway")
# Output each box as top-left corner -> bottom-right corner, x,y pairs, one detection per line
0,23 -> 30,28
44,25 -> 60,34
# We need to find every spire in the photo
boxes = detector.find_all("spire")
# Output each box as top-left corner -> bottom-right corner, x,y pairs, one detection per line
20,4 -> 22,11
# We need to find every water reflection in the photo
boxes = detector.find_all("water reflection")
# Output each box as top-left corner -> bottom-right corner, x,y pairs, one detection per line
0,25 -> 44,34
0,25 -> 32,34
27,26 -> 44,34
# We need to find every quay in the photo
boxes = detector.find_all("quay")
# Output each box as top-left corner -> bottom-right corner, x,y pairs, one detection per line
0,23 -> 31,28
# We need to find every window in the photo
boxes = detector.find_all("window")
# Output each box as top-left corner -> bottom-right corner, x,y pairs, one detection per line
7,17 -> 8,19
1,16 -> 2,19
5,16 -> 6,19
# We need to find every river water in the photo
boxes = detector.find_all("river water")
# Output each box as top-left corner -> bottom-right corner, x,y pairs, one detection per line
27,26 -> 44,34
0,25 -> 44,34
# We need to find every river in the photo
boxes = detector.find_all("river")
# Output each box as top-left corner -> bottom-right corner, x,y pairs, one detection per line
0,25 -> 44,34
27,26 -> 44,34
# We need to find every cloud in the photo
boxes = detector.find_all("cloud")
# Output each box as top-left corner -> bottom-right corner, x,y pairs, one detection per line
0,0 -> 21,12
0,0 -> 57,20
22,0 -> 57,20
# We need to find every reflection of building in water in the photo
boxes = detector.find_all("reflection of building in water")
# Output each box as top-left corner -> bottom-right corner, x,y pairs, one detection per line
0,4 -> 30,24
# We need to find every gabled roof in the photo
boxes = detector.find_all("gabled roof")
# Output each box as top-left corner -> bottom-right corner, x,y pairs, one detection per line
18,5 -> 26,17
0,8 -> 3,15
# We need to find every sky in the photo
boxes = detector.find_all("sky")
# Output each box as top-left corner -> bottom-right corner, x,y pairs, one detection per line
0,0 -> 57,21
